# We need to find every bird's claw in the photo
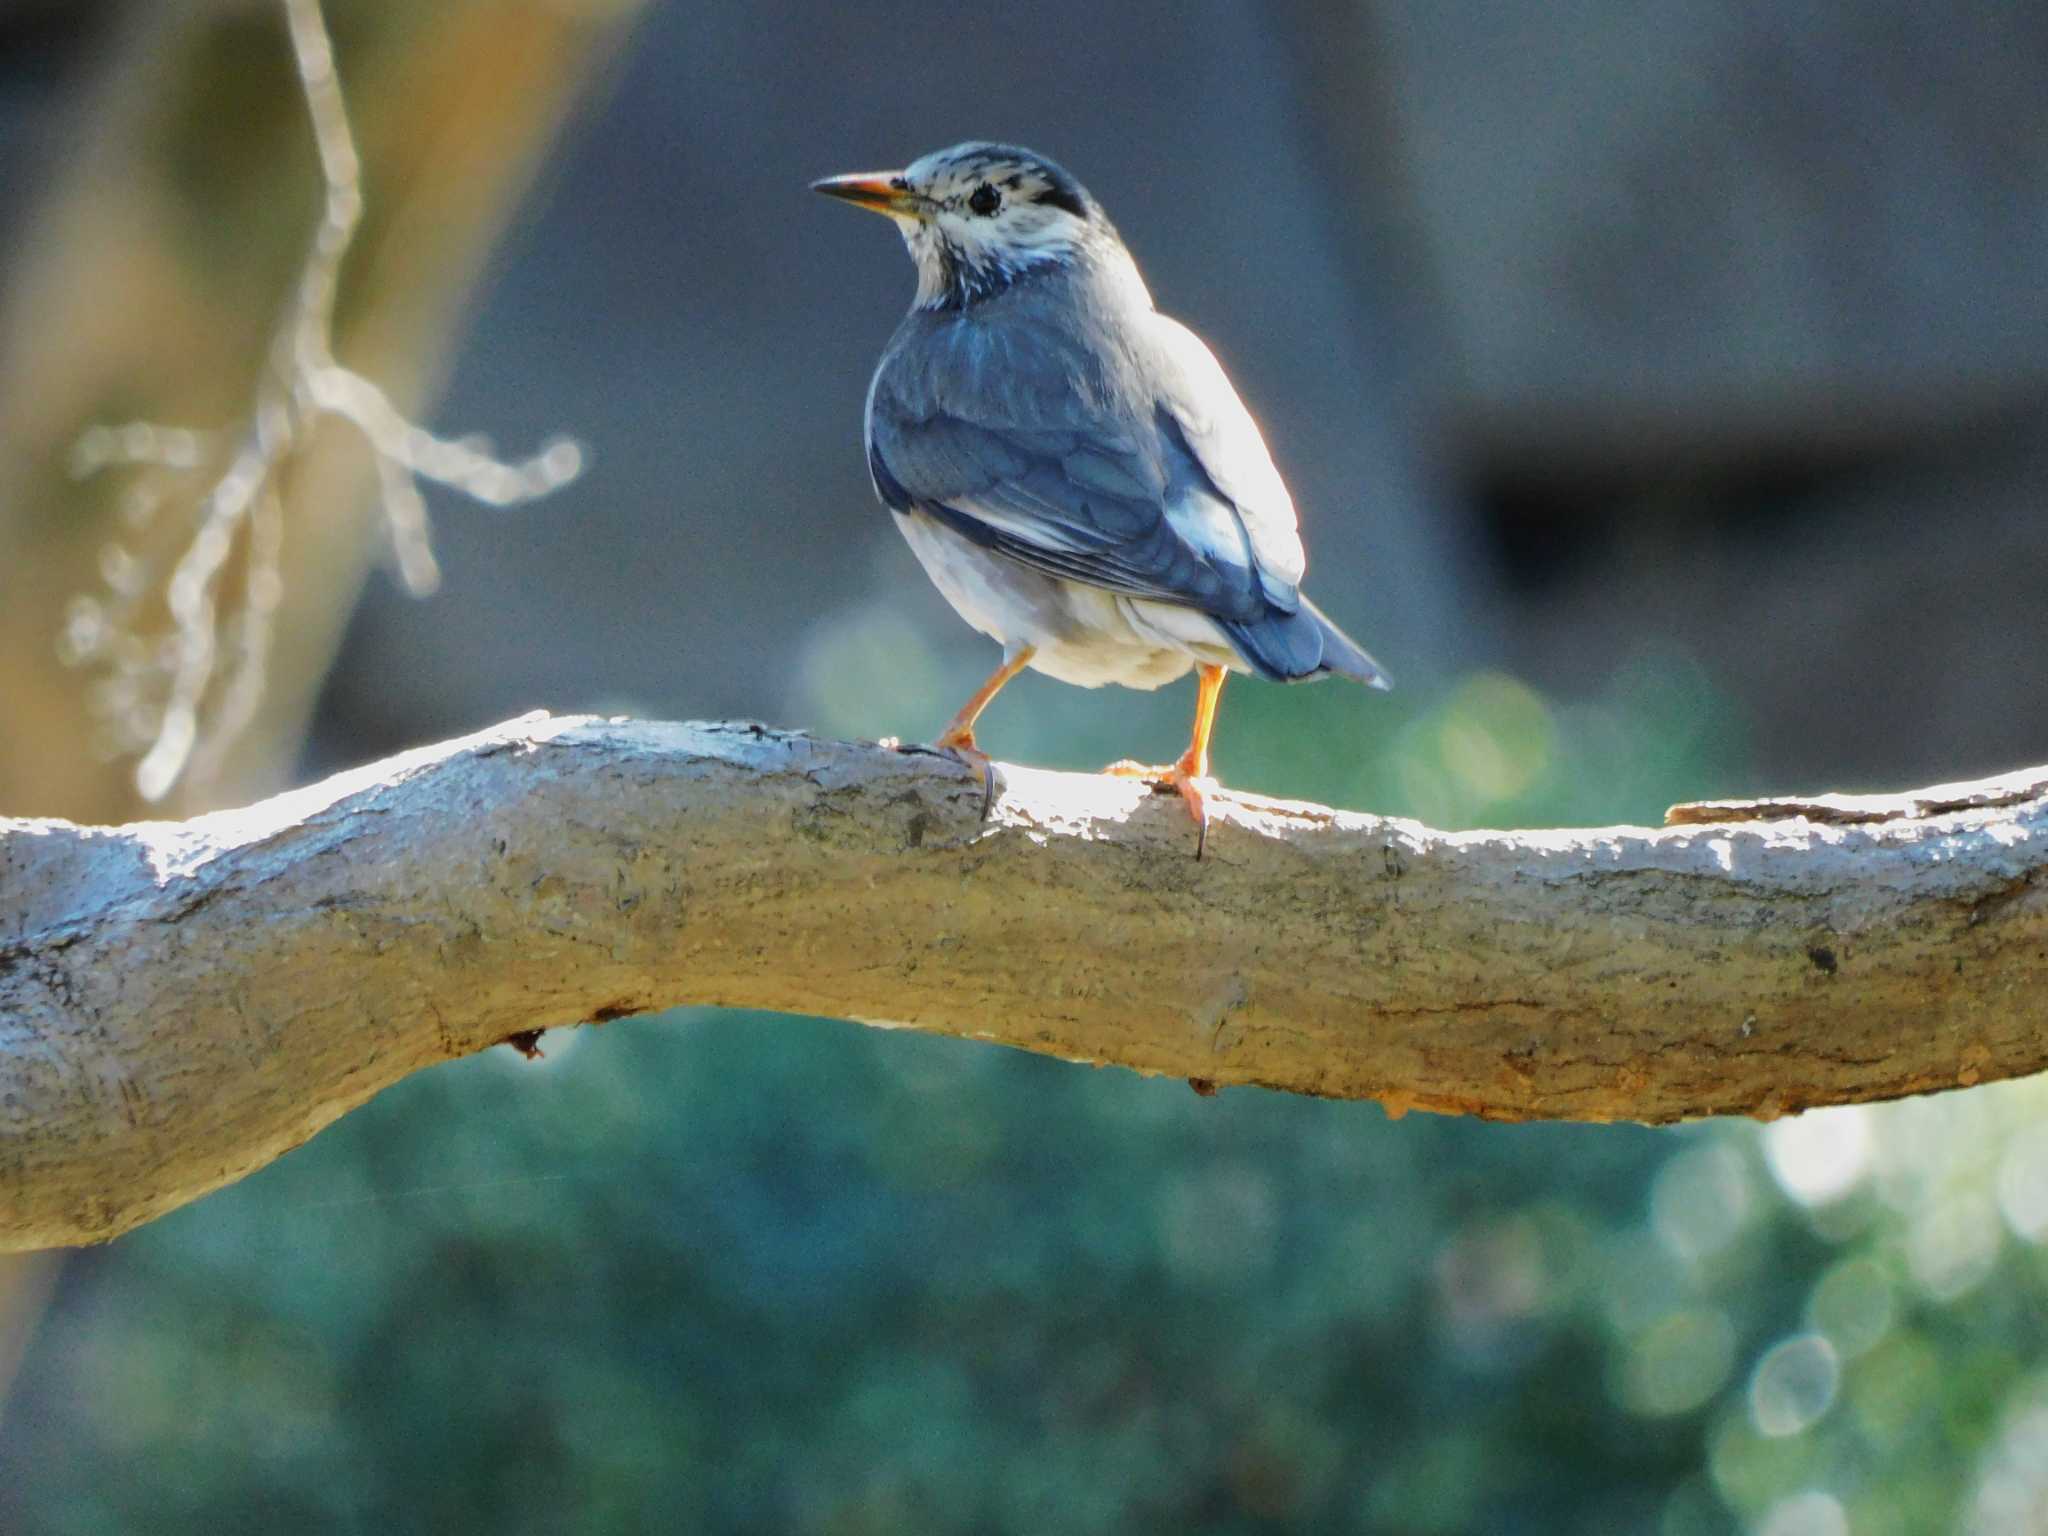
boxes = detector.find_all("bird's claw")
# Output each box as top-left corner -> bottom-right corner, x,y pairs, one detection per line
1175,772 -> 1217,860
932,731 -> 997,819
1103,758 -> 1216,858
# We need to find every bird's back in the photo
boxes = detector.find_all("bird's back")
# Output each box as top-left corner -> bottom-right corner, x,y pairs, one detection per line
872,261 -> 1302,605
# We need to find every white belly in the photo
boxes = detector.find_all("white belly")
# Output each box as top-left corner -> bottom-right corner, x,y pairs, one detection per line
894,510 -> 1242,690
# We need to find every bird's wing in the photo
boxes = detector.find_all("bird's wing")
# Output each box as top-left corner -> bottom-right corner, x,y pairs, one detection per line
868,412 -> 1263,619
1144,315 -> 1307,598
867,321 -> 1286,622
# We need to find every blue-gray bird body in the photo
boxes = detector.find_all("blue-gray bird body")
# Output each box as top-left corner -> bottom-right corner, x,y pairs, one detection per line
816,142 -> 1386,847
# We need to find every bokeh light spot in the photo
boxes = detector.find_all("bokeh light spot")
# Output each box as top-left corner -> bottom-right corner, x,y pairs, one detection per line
1995,1120 -> 2048,1243
1763,1107 -> 1872,1208
1441,673 -> 1556,801
1849,1333 -> 1938,1448
1907,1188 -> 2002,1302
1755,1489 -> 1848,1536
796,602 -> 944,738
1749,1334 -> 1840,1438
1653,1143 -> 1754,1265
1961,1375 -> 2048,1536
1805,1256 -> 1895,1360
1618,1308 -> 1737,1418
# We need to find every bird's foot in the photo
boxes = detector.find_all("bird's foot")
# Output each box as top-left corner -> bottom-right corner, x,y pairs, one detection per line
1172,768 -> 1218,860
931,726 -> 997,820
1103,756 -> 1218,858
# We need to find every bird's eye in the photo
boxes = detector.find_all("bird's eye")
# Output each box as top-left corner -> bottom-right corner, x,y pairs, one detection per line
967,183 -> 1001,217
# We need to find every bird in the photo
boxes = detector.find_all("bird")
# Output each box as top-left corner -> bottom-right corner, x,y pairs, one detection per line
813,141 -> 1389,856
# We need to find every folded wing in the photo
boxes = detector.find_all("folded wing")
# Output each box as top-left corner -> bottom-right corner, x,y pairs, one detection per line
866,303 -> 1387,685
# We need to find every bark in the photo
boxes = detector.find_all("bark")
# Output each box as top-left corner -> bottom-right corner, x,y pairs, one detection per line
3,713 -> 2046,1251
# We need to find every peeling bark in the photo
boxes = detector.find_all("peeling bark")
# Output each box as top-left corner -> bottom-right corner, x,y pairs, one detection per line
3,713 -> 2045,1250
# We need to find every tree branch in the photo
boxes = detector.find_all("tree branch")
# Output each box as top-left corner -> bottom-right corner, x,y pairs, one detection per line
4,713 -> 2045,1250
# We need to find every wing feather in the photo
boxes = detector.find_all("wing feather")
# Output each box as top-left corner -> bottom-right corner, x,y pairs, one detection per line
1146,316 -> 1307,599
863,285 -> 1336,646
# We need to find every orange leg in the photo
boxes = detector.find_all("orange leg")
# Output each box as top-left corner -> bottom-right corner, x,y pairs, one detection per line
932,646 -> 1034,816
1105,664 -> 1228,857
1182,663 -> 1226,780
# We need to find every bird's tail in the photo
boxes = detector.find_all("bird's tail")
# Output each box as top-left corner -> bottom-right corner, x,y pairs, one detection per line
1218,596 -> 1392,690
1302,596 -> 1392,689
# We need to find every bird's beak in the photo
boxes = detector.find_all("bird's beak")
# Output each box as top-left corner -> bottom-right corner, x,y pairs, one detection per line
811,171 -> 919,219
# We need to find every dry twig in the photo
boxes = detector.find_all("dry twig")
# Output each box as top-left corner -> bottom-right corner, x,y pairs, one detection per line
62,0 -> 580,802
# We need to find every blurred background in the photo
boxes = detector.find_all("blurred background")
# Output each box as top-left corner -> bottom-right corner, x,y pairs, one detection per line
2,0 -> 2047,1530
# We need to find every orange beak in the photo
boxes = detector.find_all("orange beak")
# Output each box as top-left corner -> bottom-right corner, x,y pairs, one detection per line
811,171 -> 920,219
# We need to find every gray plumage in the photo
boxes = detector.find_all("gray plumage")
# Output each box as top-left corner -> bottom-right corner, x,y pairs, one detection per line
820,141 -> 1389,700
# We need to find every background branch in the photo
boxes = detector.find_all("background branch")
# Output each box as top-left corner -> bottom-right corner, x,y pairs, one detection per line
62,0 -> 583,804
0,0 -> 635,826
3,714 -> 2045,1251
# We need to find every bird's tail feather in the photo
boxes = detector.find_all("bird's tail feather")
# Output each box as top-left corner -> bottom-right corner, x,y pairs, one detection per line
1218,598 -> 1392,690
1302,596 -> 1392,690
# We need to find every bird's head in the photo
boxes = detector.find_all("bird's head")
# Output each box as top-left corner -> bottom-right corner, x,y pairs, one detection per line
813,142 -> 1131,311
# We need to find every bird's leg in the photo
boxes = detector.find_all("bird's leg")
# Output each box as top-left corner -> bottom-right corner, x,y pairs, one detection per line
1176,665 -> 1226,857
1105,665 -> 1227,858
929,645 -> 1035,817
